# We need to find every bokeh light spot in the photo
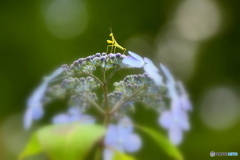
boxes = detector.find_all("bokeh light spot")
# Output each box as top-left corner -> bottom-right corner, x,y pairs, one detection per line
175,0 -> 221,41
200,87 -> 240,130
42,0 -> 88,39
156,26 -> 198,80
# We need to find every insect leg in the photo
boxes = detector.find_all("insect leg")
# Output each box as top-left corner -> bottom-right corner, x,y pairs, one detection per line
107,45 -> 114,54
123,48 -> 126,54
110,45 -> 114,53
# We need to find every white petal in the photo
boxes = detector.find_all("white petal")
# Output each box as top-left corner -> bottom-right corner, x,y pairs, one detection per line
122,56 -> 144,68
143,57 -> 159,72
169,125 -> 183,145
103,148 -> 114,160
128,51 -> 144,62
123,133 -> 142,152
24,108 -> 33,129
46,67 -> 63,82
160,64 -> 175,84
159,111 -> 174,129
144,65 -> 162,86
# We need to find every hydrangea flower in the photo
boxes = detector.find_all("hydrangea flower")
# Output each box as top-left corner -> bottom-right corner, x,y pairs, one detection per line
52,107 -> 95,124
159,109 -> 189,145
24,67 -> 63,129
23,51 -> 193,159
177,81 -> 192,112
159,64 -> 192,145
122,51 -> 162,86
104,117 -> 142,160
160,64 -> 192,112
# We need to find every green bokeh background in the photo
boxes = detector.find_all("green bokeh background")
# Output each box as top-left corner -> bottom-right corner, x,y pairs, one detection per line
1,0 -> 240,159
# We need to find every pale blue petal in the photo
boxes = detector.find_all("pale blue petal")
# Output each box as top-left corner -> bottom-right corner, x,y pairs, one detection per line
177,81 -> 192,111
27,81 -> 48,109
169,124 -> 183,145
118,117 -> 133,133
118,117 -> 134,144
180,96 -> 192,111
46,67 -> 63,82
174,110 -> 190,130
144,65 -> 162,86
68,107 -> 82,116
25,80 -> 49,129
69,114 -> 81,122
52,114 -> 70,124
24,108 -> 33,129
159,111 -> 174,129
160,64 -> 175,84
122,56 -> 144,68
171,98 -> 182,114
143,57 -> 159,72
30,103 -> 44,120
128,51 -> 144,62
167,81 -> 178,99
104,125 -> 119,147
103,148 -> 113,160
123,133 -> 142,152
78,115 -> 95,124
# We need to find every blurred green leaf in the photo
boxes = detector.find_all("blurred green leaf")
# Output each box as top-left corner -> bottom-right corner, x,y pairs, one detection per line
113,151 -> 136,160
137,125 -> 183,160
19,134 -> 42,159
19,123 -> 105,160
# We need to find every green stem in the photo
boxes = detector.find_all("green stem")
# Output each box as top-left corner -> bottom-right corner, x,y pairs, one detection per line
84,73 -> 104,87
106,66 -> 120,84
80,93 -> 105,115
94,146 -> 101,160
103,83 -> 109,112
109,85 -> 145,115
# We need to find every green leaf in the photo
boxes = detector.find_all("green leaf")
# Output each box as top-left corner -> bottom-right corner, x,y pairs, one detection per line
113,151 -> 136,160
136,125 -> 183,160
19,123 -> 105,160
19,134 -> 42,159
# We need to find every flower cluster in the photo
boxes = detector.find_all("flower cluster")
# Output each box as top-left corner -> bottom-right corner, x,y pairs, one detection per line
24,51 -> 192,159
62,52 -> 127,76
159,64 -> 192,145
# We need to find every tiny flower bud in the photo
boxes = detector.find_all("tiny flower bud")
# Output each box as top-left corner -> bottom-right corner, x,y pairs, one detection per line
95,53 -> 101,57
73,61 -> 78,66
70,64 -> 74,69
86,57 -> 91,61
116,53 -> 121,58
78,58 -> 83,63
80,77 -> 85,82
100,56 -> 106,61
62,64 -> 69,69
120,55 -> 126,59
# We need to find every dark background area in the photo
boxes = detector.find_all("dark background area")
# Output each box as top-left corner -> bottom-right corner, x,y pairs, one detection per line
0,0 -> 240,159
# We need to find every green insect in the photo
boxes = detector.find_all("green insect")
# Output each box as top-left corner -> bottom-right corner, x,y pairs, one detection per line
106,28 -> 126,54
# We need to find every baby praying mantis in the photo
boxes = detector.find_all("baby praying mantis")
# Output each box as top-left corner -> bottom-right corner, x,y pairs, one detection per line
106,28 -> 126,54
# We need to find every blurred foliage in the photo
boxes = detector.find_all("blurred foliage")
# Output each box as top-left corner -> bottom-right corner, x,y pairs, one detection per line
1,0 -> 240,159
20,124 -> 105,160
